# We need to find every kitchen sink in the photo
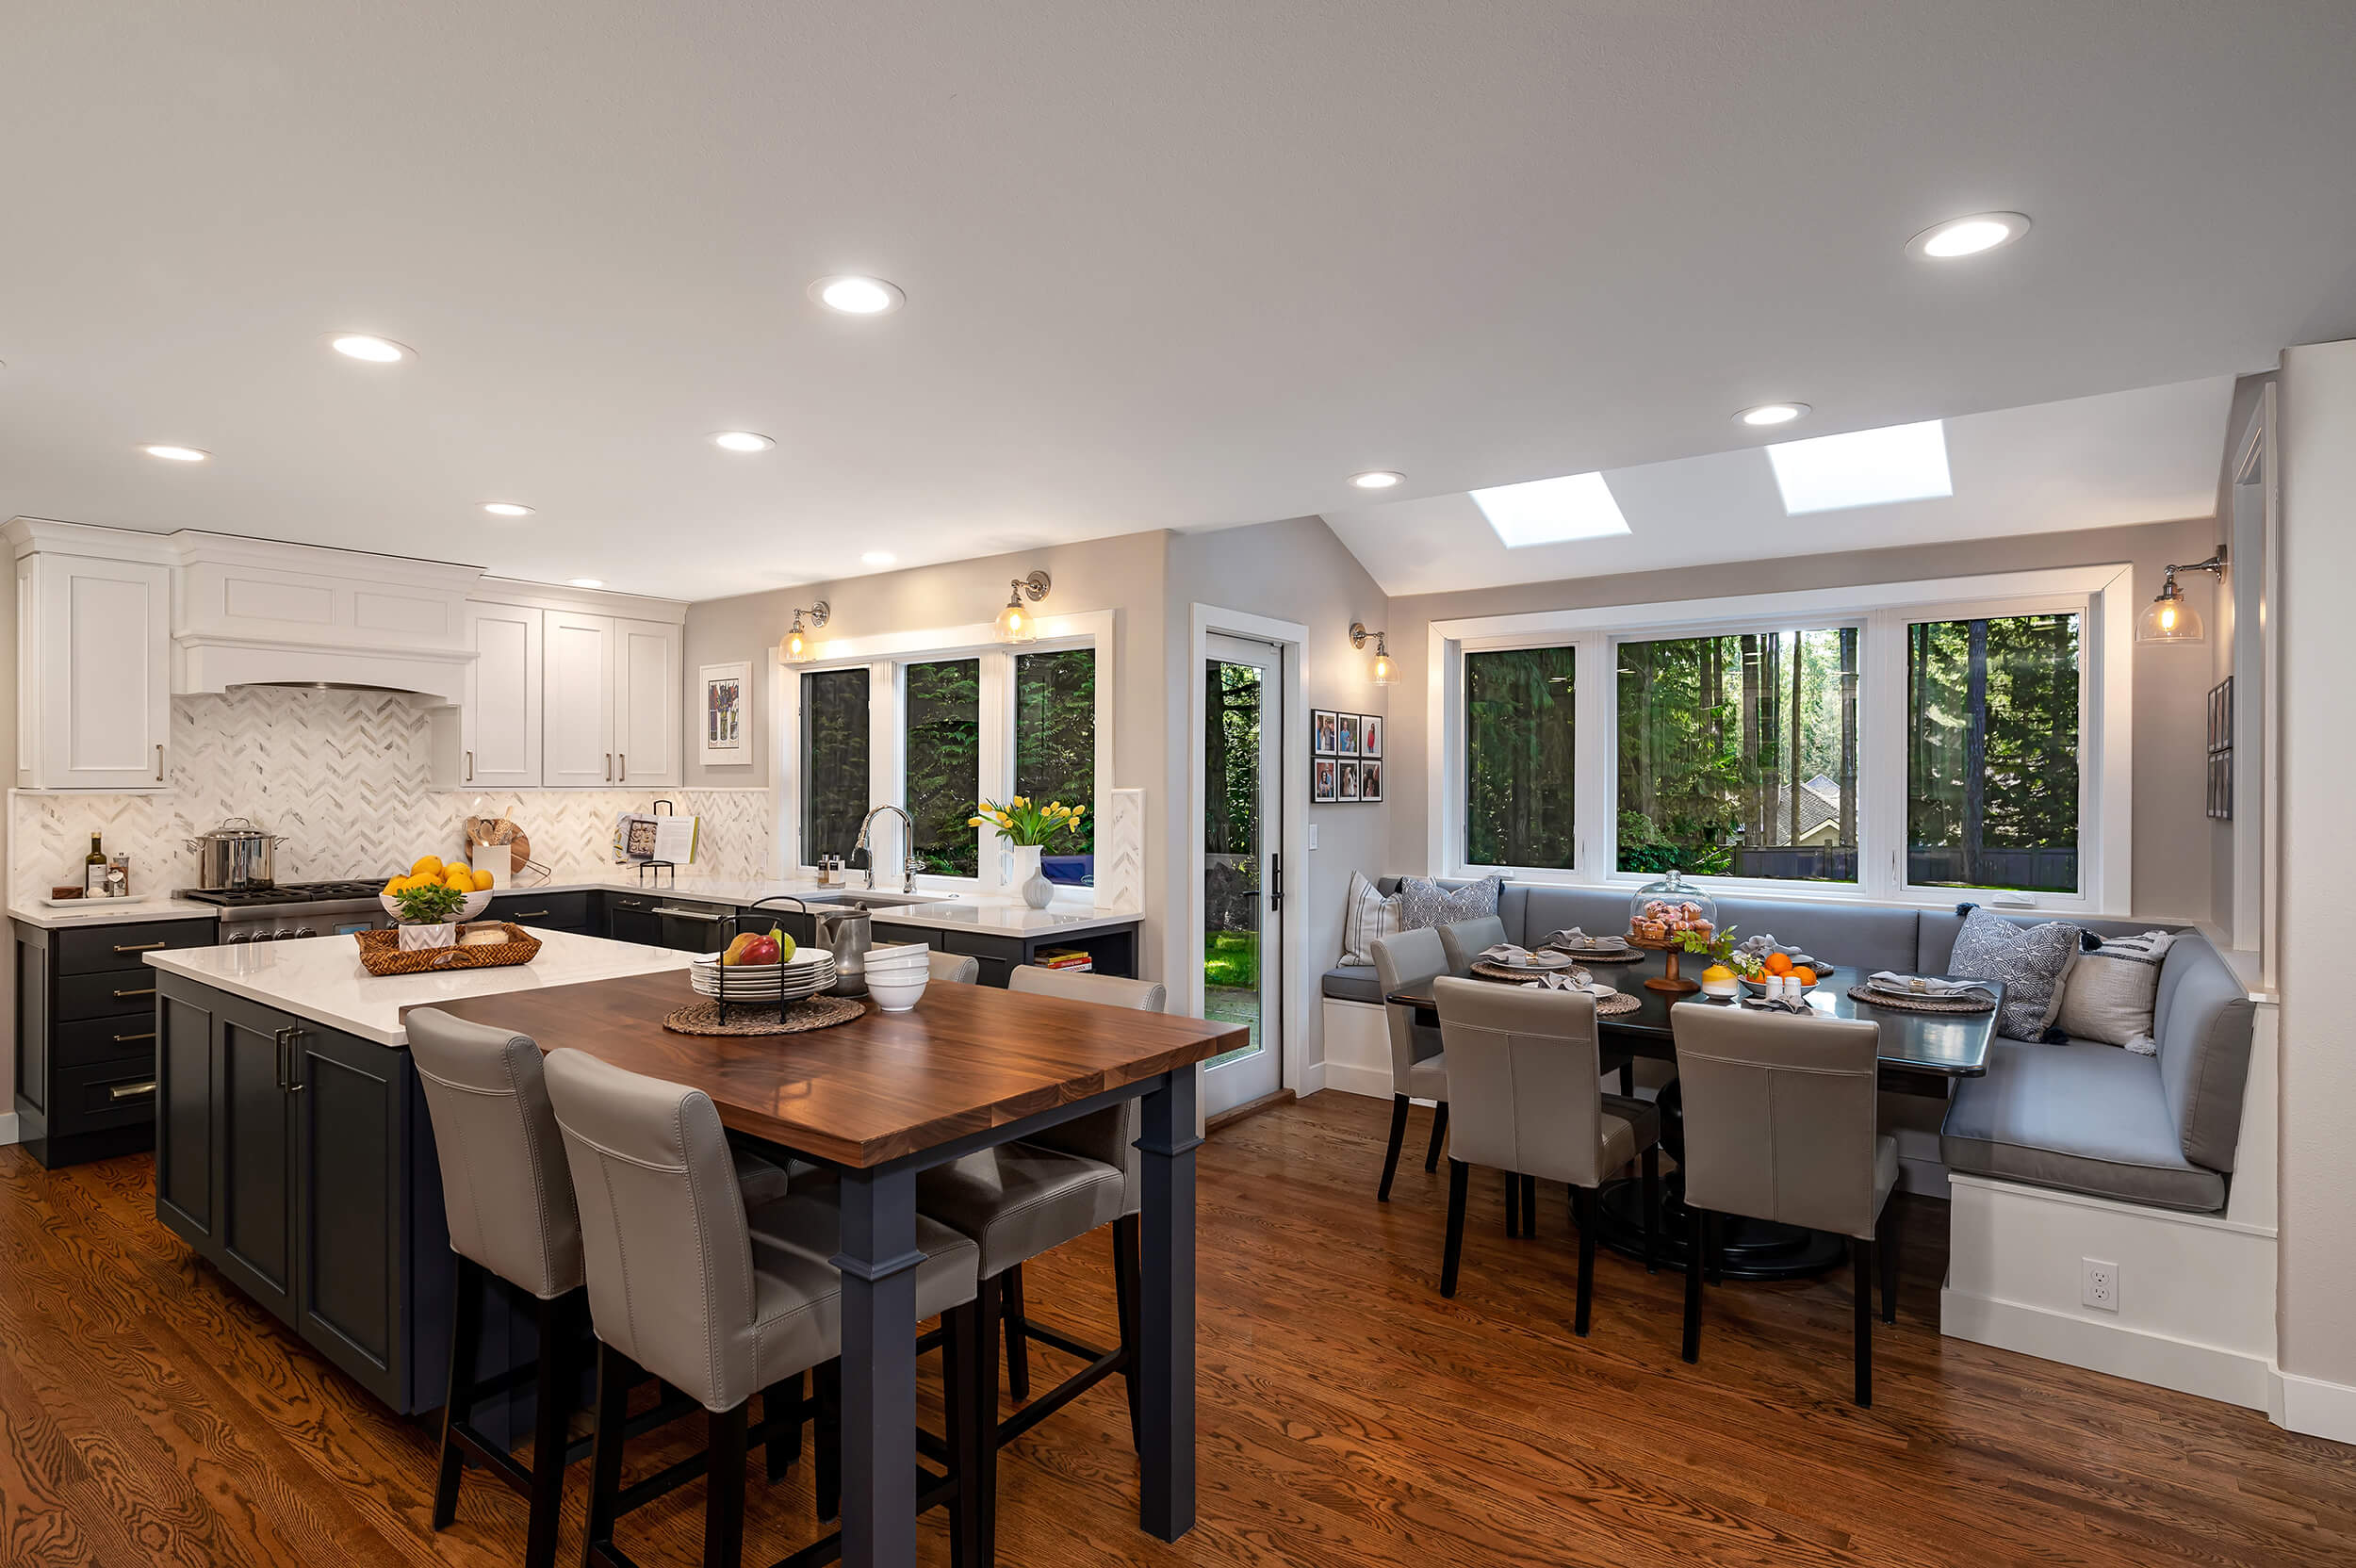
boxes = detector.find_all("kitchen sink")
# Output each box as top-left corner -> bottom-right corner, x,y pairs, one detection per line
792,890 -> 953,910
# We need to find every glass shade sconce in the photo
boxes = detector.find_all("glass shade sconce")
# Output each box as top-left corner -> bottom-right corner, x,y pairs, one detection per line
1351,621 -> 1399,685
779,601 -> 829,663
2136,547 -> 2226,645
994,571 -> 1052,644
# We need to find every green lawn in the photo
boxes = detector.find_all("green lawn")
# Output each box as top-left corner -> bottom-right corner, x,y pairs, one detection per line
1204,928 -> 1259,988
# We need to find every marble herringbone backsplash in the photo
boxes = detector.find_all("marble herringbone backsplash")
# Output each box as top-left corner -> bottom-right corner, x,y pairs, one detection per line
10,687 -> 774,900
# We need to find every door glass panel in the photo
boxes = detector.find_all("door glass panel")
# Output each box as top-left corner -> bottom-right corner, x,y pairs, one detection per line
1203,659 -> 1264,1069
801,668 -> 870,864
904,659 -> 980,877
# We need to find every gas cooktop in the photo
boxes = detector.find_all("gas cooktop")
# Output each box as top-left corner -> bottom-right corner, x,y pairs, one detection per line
177,880 -> 391,908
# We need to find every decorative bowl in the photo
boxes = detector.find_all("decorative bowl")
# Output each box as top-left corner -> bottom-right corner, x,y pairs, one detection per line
381,890 -> 494,925
866,972 -> 928,1012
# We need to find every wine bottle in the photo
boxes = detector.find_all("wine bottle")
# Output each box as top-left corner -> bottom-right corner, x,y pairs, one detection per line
85,832 -> 106,894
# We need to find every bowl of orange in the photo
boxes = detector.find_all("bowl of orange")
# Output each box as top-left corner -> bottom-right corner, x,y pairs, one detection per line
1740,951 -> 1829,992
380,855 -> 498,923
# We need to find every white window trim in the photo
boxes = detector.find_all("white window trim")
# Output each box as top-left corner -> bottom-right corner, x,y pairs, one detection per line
1426,564 -> 2134,916
769,611 -> 1116,902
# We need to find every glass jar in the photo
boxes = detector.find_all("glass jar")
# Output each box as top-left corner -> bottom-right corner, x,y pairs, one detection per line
1627,869 -> 1718,944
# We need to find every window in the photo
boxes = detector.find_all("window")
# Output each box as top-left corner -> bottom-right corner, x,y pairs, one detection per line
1907,612 -> 2081,893
800,668 -> 870,862
1616,628 -> 1858,882
903,659 -> 980,878
1014,648 -> 1095,885
1464,645 -> 1576,869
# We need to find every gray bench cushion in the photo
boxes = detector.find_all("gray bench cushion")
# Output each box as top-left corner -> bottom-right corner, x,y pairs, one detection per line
1322,964 -> 1383,1004
1940,1038 -> 2226,1212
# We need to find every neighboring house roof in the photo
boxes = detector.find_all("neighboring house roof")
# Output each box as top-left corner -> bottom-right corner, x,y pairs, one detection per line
1763,776 -> 1850,843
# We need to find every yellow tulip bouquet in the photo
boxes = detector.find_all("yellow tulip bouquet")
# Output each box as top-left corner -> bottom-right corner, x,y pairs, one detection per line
968,796 -> 1087,847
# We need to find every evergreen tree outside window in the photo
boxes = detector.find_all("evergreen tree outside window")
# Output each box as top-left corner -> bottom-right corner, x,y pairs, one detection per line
801,668 -> 870,864
1014,648 -> 1095,885
1907,612 -> 2081,893
903,659 -> 980,877
1464,645 -> 1576,869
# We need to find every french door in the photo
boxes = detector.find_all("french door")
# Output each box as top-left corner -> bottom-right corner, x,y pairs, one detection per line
1202,634 -> 1284,1115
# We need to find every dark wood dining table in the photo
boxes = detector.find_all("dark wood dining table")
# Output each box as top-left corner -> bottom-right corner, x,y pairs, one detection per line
428,970 -> 1245,1568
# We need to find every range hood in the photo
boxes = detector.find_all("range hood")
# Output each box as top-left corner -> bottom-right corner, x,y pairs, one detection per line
176,637 -> 470,705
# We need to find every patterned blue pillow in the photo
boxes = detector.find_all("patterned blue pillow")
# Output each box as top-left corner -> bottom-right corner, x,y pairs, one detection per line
1398,875 -> 1502,933
1946,905 -> 2083,1042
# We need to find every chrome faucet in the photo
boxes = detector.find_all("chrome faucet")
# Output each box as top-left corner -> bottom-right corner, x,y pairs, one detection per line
853,805 -> 924,892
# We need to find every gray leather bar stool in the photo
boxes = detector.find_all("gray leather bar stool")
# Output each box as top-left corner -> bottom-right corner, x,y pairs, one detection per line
407,1009 -> 796,1568
543,1048 -> 985,1568
1371,928 -> 1450,1200
929,951 -> 982,985
915,964 -> 1165,1566
1671,1002 -> 1900,1406
1431,977 -> 1661,1331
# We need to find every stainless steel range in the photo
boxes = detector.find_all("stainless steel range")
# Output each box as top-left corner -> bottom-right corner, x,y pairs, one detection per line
178,880 -> 397,944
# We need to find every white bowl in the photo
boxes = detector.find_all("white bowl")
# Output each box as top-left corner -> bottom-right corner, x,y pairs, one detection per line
861,952 -> 932,975
865,973 -> 928,1012
382,890 -> 494,924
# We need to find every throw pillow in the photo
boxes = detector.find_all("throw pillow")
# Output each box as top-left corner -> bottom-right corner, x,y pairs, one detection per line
1945,905 -> 2084,1042
1398,874 -> 1502,933
2057,930 -> 2180,1054
1337,871 -> 1402,966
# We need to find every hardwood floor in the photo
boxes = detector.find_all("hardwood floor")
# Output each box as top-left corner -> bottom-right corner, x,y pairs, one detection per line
1,1091 -> 2348,1567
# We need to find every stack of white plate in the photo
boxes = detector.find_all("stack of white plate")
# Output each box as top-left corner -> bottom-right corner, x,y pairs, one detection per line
692,947 -> 836,1002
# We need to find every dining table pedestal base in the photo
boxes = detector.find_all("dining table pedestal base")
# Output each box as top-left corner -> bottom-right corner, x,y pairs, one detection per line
1592,1176 -> 1846,1280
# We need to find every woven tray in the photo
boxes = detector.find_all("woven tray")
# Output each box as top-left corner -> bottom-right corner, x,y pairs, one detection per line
663,994 -> 868,1037
1845,984 -> 1996,1015
355,923 -> 540,976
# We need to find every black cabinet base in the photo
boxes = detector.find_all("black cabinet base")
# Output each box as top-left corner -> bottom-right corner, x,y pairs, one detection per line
18,1119 -> 155,1170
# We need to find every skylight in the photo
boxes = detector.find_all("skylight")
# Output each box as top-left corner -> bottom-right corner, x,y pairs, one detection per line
1766,419 -> 1954,514
1470,471 -> 1631,548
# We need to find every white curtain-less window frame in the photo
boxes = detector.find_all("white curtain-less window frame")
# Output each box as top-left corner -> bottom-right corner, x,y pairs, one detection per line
1427,564 -> 2133,917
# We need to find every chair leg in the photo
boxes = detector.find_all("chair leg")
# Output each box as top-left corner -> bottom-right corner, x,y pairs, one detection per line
524,1292 -> 571,1568
970,1275 -> 1003,1568
1112,1215 -> 1144,1457
1440,1159 -> 1469,1298
1521,1174 -> 1538,1239
1682,1203 -> 1706,1364
1706,1212 -> 1723,1285
581,1342 -> 632,1562
814,1359 -> 842,1523
432,1257 -> 484,1531
1378,1095 -> 1411,1200
1641,1146 -> 1661,1275
1878,1202 -> 1901,1325
703,1403 -> 747,1568
763,1370 -> 803,1482
1002,1264 -> 1031,1402
1573,1184 -> 1596,1337
1503,1168 -> 1520,1237
1853,1237 -> 1874,1408
1425,1102 -> 1448,1171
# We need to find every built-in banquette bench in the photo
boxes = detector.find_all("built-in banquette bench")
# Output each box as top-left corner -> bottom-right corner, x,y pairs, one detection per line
1323,879 -> 2257,1215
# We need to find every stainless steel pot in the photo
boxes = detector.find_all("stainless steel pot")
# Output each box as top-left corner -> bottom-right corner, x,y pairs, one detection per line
185,817 -> 285,890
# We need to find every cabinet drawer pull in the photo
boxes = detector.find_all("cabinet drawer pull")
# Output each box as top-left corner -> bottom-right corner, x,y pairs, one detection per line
112,940 -> 168,954
619,752 -> 627,781
109,1080 -> 157,1101
112,1030 -> 156,1044
510,909 -> 551,919
156,743 -> 166,783
650,906 -> 722,922
112,987 -> 156,1000
466,748 -> 474,782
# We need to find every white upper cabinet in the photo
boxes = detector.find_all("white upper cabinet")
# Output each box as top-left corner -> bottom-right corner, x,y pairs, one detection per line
459,603 -> 543,789
612,617 -> 681,787
543,611 -> 616,788
16,550 -> 172,791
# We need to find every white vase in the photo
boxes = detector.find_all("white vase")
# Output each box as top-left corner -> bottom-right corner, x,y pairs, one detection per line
1011,844 -> 1054,909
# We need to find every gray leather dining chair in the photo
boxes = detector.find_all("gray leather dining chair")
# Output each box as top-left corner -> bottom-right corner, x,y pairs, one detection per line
1437,914 -> 1510,976
406,1009 -> 795,1568
542,1047 -> 984,1568
1431,977 -> 1661,1333
1671,1002 -> 1899,1406
929,951 -> 982,985
1371,927 -> 1451,1200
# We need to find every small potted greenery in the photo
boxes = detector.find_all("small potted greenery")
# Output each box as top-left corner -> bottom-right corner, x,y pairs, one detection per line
968,796 -> 1087,908
389,880 -> 471,951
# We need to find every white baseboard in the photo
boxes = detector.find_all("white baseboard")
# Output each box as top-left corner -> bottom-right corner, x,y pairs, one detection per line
2271,1365 -> 2356,1445
1939,1289 -> 2270,1411
0,1111 -> 17,1146
1295,1059 -> 1327,1099
1320,1060 -> 1392,1099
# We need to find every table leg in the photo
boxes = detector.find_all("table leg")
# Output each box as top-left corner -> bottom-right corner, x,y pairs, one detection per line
831,1165 -> 922,1568
1137,1069 -> 1201,1542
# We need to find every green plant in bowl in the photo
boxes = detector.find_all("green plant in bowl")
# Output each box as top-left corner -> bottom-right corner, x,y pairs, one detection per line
391,881 -> 468,925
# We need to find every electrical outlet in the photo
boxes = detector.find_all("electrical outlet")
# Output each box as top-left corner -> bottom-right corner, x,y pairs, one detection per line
2082,1258 -> 2119,1313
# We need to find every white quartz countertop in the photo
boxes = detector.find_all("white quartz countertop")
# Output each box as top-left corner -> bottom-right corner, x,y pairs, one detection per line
145,929 -> 695,1048
8,896 -> 221,929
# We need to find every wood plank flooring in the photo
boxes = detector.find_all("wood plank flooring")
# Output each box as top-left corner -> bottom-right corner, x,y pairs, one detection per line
2,1091 -> 2349,1567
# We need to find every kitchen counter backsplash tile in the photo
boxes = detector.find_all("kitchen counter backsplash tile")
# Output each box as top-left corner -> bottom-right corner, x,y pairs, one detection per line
9,686 -> 772,901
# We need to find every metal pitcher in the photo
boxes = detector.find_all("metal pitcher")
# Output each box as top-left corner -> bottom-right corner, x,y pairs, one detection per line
814,906 -> 873,997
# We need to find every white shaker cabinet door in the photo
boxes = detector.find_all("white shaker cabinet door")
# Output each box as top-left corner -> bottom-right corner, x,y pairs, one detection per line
461,603 -> 543,788
542,611 -> 615,788
611,617 -> 679,787
20,553 -> 172,791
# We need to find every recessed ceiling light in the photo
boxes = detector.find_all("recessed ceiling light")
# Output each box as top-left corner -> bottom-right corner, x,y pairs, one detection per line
1470,472 -> 1631,547
861,550 -> 896,566
1736,402 -> 1810,427
142,445 -> 210,462
1350,470 -> 1405,490
1767,420 -> 1954,514
712,431 -> 776,453
1906,212 -> 2032,260
482,502 -> 534,517
330,334 -> 412,364
568,578 -> 605,590
809,275 -> 905,316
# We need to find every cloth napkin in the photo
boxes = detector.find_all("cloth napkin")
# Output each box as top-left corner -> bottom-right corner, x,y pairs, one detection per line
1546,927 -> 1627,949
1520,968 -> 1598,992
1865,972 -> 1997,999
1737,932 -> 1824,970
1739,994 -> 1815,1014
1481,942 -> 1572,967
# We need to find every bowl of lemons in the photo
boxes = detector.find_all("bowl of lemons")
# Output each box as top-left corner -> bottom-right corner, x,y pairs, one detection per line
381,855 -> 498,925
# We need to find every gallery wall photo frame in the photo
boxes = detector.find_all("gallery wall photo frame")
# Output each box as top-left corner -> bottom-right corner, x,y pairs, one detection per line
1308,710 -> 1385,802
1313,758 -> 1340,801
700,662 -> 753,764
1313,710 -> 1339,756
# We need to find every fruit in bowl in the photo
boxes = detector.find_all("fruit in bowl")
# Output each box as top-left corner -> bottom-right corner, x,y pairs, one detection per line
722,927 -> 794,966
380,855 -> 495,925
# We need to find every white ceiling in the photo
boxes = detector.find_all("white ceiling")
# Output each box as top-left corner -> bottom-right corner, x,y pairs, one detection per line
2,3 -> 2350,602
1327,375 -> 2235,596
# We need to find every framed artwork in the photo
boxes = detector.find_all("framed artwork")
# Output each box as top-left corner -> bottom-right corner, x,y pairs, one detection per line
1337,712 -> 1361,758
1313,710 -> 1339,756
1337,760 -> 1361,801
1361,714 -> 1383,759
1313,758 -> 1340,801
1359,759 -> 1383,801
699,662 -> 751,763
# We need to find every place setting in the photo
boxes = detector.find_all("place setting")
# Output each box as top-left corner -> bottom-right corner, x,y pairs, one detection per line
1847,971 -> 2002,1014
1473,942 -> 1640,1015
1540,926 -> 1643,962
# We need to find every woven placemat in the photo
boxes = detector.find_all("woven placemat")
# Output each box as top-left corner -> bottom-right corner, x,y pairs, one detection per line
1595,991 -> 1641,1017
1472,959 -> 1590,983
664,994 -> 869,1037
1845,985 -> 1996,1015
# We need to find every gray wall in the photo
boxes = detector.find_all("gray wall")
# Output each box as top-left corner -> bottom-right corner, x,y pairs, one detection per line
1378,516 -> 2221,923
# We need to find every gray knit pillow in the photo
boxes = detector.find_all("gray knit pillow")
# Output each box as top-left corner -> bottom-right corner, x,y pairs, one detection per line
1946,906 -> 2083,1042
1398,874 -> 1502,933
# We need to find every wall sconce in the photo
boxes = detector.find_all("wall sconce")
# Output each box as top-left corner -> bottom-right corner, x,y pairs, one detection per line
1350,621 -> 1399,685
779,601 -> 829,663
2136,547 -> 2226,645
994,571 -> 1052,645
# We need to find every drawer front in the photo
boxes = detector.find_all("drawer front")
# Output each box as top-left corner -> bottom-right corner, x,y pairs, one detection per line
59,1059 -> 160,1135
57,970 -> 162,1023
872,922 -> 944,952
487,891 -> 590,931
54,1012 -> 159,1071
57,919 -> 217,976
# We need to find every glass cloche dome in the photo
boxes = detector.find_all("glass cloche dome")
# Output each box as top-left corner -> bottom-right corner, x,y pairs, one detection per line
1628,869 -> 1718,943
